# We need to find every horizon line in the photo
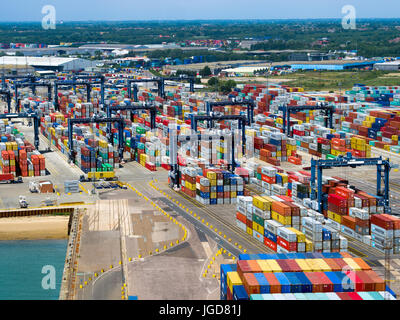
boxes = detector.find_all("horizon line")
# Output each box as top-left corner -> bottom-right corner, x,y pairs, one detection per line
1,17 -> 400,23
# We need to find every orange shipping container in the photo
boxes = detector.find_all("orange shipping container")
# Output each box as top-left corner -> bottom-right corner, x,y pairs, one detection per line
247,260 -> 262,273
242,273 -> 260,295
271,201 -> 291,216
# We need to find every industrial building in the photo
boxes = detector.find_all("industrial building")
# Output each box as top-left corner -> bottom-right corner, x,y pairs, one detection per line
289,60 -> 381,71
221,66 -> 269,76
374,61 -> 400,71
0,56 -> 97,72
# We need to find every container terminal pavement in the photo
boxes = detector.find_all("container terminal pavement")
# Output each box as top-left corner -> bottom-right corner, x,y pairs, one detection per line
0,75 -> 399,300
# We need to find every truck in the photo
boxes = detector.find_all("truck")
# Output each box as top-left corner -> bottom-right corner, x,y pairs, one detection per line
0,174 -> 23,184
79,171 -> 117,182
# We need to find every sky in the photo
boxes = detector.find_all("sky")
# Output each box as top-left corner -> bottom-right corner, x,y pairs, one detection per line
1,0 -> 400,21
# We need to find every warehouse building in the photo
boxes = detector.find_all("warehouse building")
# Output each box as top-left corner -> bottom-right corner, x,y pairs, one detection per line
289,60 -> 381,71
374,61 -> 400,71
221,66 -> 269,76
0,56 -> 97,72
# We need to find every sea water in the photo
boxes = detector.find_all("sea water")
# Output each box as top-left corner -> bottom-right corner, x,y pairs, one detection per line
0,239 -> 67,300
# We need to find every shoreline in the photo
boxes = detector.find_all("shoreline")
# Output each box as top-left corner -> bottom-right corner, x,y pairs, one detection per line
0,216 -> 69,240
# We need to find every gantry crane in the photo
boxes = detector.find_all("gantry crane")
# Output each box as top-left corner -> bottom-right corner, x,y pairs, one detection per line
190,114 -> 247,172
54,75 -> 105,110
127,76 -> 195,100
106,103 -> 157,129
168,131 -> 233,189
14,81 -> 52,112
310,152 -> 391,213
0,88 -> 12,113
0,112 -> 40,149
279,103 -> 334,136
206,99 -> 256,125
67,116 -> 125,164
106,103 -> 157,161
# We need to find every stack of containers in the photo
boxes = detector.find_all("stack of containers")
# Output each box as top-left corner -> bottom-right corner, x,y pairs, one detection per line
221,252 -> 396,301
236,193 -> 349,253
0,122 -> 46,177
245,127 -> 298,166
194,168 -> 244,205
370,214 -> 400,254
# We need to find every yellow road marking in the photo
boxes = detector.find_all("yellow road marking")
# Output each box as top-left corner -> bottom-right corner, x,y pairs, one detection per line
79,183 -> 89,194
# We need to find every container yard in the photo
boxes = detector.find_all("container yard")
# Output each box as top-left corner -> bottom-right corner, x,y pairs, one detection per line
220,253 -> 397,300
1,64 -> 400,303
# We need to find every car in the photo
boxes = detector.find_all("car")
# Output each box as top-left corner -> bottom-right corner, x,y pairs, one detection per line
94,183 -> 103,189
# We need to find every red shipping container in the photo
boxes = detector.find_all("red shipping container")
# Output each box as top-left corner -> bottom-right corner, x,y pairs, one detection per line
304,272 -> 323,292
261,174 -> 275,184
237,260 -> 252,278
328,194 -> 347,207
356,271 -> 374,292
347,292 -> 363,300
364,270 -> 385,291
236,212 -> 246,224
370,214 -> 394,230
285,259 -> 302,273
336,292 -> 353,300
263,273 -> 281,293
335,186 -> 354,199
263,237 -> 277,252
316,272 -> 334,292
277,236 -> 297,252
276,259 -> 291,272
226,286 -> 233,300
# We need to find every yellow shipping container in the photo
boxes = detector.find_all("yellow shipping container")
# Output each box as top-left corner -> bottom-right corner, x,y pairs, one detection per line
266,260 -> 282,273
230,191 -> 236,198
271,211 -> 278,223
253,196 -> 271,211
256,260 -> 272,273
209,179 -> 217,186
227,271 -> 242,293
210,192 -> 217,199
366,115 -> 376,122
327,211 -> 342,224
362,121 -> 372,128
245,129 -> 257,137
295,259 -> 313,272
186,182 -> 196,191
207,171 -> 217,180
246,227 -> 252,235
276,212 -> 291,226
87,171 -> 115,180
343,258 -> 362,271
252,221 -> 264,235
315,259 -> 331,272
287,227 -> 306,242
305,239 -> 313,252
305,259 -> 320,272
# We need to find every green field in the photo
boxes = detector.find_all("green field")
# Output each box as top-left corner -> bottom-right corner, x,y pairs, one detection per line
270,70 -> 400,92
